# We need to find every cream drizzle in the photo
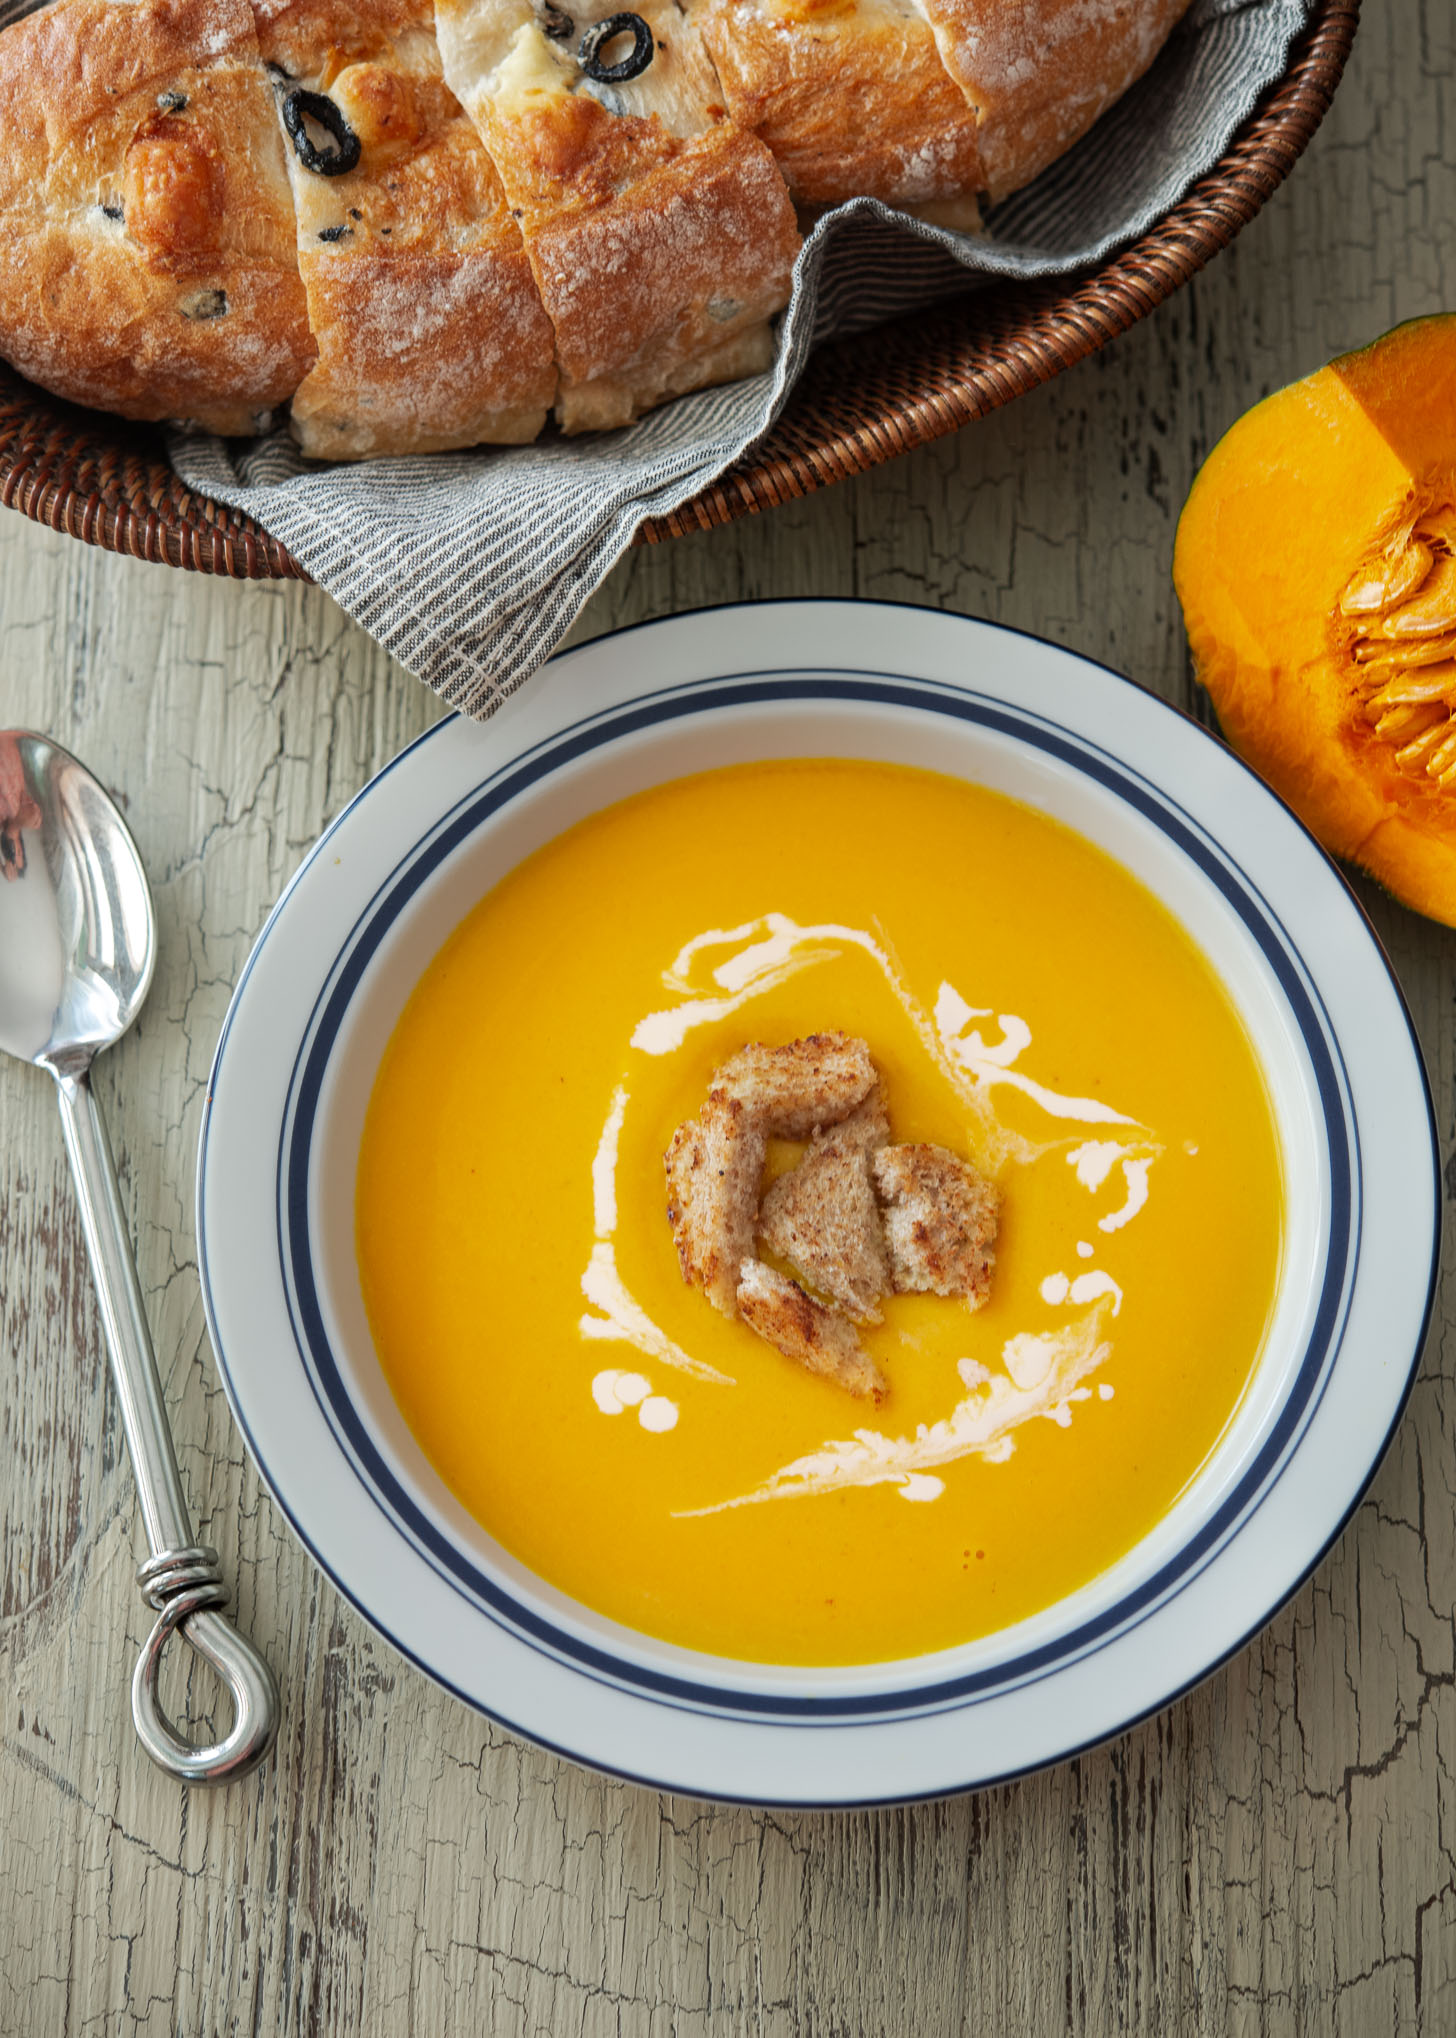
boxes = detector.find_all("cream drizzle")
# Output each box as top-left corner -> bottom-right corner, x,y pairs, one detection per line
580,1079 -> 733,1382
591,1368 -> 681,1431
579,1242 -> 730,1382
675,1312 -> 1114,1515
1067,1140 -> 1160,1235
1039,1269 -> 1124,1316
1099,1157 -> 1152,1233
933,986 -> 1136,1127
590,1084 -> 629,1236
634,912 -> 1151,1173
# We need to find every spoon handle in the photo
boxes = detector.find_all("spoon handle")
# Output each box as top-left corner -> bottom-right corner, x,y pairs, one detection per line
54,1068 -> 280,1785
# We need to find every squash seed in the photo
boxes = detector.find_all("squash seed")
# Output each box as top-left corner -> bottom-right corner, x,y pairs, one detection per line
1339,538 -> 1432,615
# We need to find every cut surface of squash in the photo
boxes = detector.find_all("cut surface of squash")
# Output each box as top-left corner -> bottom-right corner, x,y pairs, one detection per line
1173,314 -> 1456,926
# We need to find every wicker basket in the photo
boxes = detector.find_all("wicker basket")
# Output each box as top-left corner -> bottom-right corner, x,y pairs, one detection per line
0,0 -> 1357,578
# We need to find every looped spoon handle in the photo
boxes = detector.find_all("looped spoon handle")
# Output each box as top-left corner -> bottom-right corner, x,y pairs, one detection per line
55,1067 -> 280,1785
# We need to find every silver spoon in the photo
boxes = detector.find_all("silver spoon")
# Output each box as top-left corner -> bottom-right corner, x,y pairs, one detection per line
0,730 -> 279,1784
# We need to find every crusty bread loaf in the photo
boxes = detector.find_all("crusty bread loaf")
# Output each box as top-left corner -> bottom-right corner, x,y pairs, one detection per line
0,0 -> 314,433
0,0 -> 1193,451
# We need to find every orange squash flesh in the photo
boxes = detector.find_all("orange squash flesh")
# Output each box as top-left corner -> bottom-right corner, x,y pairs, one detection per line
1174,314 -> 1456,925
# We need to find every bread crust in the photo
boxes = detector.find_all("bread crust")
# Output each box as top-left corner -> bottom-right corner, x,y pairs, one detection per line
527,119 -> 795,428
259,0 -> 557,456
253,0 -> 428,76
715,1030 -> 876,1139
437,0 -> 798,430
736,1258 -> 887,1400
290,246 -> 556,454
922,0 -> 1193,200
0,0 -> 1192,443
0,0 -> 314,432
694,0 -> 984,208
665,1088 -> 767,1317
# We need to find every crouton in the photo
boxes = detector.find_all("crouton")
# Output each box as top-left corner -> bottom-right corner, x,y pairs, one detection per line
665,1090 -> 766,1316
757,1088 -> 891,1321
735,1259 -> 887,1401
715,1032 -> 875,1139
873,1143 -> 998,1304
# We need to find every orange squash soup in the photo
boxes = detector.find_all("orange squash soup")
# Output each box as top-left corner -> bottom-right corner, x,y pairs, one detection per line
356,760 -> 1284,1664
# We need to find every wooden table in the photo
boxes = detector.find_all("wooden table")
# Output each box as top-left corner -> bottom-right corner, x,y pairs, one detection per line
2,6 -> 1453,2027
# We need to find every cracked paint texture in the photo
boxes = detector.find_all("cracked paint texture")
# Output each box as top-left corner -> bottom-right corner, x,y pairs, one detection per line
3,1 -> 1456,2027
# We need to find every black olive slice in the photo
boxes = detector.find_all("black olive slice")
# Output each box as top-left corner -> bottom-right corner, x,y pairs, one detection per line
577,12 -> 654,83
282,88 -> 362,177
542,3 -> 573,37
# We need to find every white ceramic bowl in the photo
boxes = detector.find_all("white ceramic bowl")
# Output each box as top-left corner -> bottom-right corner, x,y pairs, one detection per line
198,601 -> 1439,1805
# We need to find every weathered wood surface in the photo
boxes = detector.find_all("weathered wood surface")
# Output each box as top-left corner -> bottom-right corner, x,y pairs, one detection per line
2,4 -> 1454,2029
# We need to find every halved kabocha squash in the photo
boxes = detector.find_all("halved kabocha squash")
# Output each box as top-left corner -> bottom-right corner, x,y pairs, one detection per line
1174,315 -> 1456,925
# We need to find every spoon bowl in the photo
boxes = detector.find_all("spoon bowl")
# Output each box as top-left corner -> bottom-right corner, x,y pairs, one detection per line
0,731 -> 153,1070
0,729 -> 278,1786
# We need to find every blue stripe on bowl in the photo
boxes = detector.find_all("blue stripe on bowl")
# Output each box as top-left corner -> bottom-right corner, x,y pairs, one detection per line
254,671 -> 1362,1724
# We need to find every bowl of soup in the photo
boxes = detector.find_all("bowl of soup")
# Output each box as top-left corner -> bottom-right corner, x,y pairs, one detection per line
199,601 -> 1439,1804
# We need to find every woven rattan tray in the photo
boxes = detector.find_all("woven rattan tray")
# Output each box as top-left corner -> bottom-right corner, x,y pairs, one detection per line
0,0 -> 1357,578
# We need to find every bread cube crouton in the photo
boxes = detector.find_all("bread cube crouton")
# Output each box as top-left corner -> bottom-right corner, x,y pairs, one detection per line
666,1039 -> 998,1398
872,1143 -> 998,1304
757,1088 -> 891,1321
735,1259 -> 887,1402
715,1032 -> 876,1139
665,1090 -> 766,1317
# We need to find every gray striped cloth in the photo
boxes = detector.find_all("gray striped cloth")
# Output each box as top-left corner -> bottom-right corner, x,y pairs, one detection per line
4,0 -> 1313,715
